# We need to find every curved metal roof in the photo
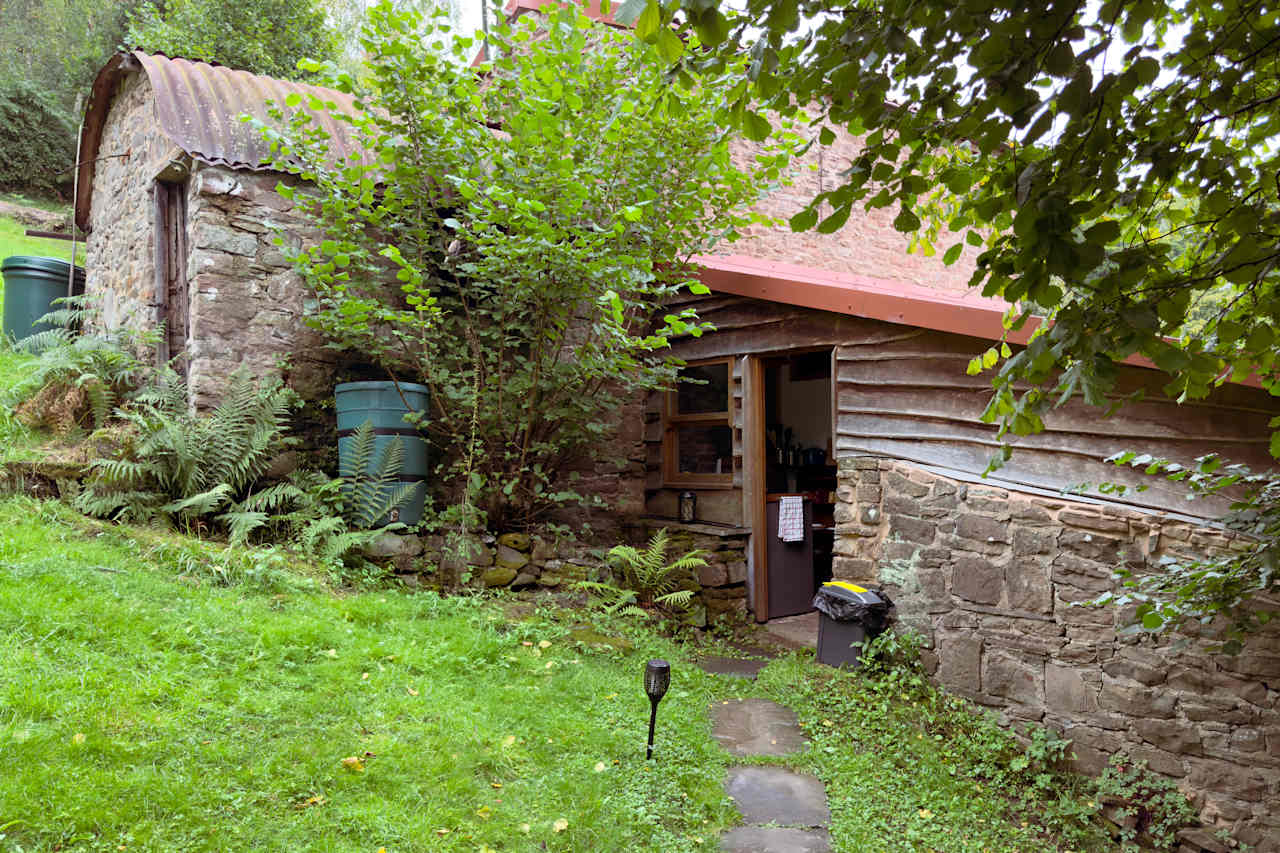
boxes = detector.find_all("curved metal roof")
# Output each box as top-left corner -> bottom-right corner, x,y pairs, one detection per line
77,51 -> 366,231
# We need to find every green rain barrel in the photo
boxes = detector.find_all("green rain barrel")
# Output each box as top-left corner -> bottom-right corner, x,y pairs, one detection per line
1,256 -> 86,343
335,381 -> 430,526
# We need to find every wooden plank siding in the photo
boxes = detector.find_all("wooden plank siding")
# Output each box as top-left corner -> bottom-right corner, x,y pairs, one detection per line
644,293 -> 1279,521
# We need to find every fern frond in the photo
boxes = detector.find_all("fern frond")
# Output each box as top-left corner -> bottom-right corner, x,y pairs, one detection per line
218,510 -> 269,547
161,484 -> 233,518
654,589 -> 695,611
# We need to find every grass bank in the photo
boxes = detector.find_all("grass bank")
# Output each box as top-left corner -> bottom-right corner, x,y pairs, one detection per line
0,496 -> 1119,852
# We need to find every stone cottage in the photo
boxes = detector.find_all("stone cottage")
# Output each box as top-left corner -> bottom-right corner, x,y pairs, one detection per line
74,49 -> 364,403
74,16 -> 1280,847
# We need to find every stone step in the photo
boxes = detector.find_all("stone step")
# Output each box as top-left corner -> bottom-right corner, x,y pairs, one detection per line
723,766 -> 831,828
711,698 -> 809,757
720,827 -> 832,853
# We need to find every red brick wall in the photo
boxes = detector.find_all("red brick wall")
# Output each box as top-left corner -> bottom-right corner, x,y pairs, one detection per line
716,125 -> 979,293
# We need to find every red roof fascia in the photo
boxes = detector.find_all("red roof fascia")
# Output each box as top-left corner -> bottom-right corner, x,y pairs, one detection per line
692,253 -> 1264,389
693,253 -> 1037,343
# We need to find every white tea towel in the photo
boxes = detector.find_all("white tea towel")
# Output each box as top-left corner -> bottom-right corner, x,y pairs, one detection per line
778,495 -> 804,542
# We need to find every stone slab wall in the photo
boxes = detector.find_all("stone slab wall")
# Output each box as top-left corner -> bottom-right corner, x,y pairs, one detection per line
832,455 -> 1280,849
85,72 -> 172,333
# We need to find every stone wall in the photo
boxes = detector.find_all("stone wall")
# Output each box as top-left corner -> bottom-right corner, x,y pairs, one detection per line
85,72 -> 172,334
381,521 -> 748,628
184,164 -> 336,405
719,125 -> 979,294
831,455 -> 1280,849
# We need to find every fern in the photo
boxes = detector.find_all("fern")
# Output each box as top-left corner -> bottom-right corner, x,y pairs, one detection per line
5,295 -> 157,432
76,368 -> 299,530
573,528 -> 706,619
339,419 -> 417,529
605,527 -> 707,607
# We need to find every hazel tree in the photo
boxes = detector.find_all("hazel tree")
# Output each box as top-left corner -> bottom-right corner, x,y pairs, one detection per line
262,1 -> 788,530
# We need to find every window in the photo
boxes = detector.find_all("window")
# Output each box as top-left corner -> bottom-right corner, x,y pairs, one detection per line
664,358 -> 734,486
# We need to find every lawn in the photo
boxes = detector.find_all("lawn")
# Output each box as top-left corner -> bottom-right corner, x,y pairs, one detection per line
0,213 -> 83,270
0,496 -> 1113,853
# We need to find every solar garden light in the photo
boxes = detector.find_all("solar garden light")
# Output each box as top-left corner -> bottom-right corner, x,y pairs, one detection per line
644,659 -> 671,760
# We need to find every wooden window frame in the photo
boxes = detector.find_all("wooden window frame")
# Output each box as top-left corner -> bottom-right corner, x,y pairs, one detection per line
663,357 -> 735,488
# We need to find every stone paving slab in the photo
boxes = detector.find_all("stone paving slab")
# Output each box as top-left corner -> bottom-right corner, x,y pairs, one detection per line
711,699 -> 809,757
724,766 -> 831,828
697,656 -> 770,679
720,826 -> 832,852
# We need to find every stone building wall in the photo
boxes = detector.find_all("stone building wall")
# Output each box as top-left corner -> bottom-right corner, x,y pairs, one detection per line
183,164 -> 336,405
832,455 -> 1280,849
84,73 -> 172,334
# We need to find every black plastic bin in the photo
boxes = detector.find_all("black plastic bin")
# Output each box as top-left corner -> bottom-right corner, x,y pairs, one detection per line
813,582 -> 893,667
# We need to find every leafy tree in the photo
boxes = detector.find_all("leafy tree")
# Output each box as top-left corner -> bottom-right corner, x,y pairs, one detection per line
260,1 -> 784,530
619,0 -> 1280,638
0,80 -> 77,197
0,0 -> 139,113
126,0 -> 337,79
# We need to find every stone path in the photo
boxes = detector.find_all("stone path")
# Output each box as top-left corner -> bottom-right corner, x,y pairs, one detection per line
698,662 -> 832,853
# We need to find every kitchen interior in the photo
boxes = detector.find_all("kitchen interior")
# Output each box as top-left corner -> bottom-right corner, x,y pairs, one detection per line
763,349 -> 836,619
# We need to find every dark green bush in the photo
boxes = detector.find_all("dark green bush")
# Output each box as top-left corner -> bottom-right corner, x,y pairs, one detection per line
0,79 -> 74,198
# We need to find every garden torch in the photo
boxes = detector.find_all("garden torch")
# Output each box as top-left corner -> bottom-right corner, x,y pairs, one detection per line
644,659 -> 671,760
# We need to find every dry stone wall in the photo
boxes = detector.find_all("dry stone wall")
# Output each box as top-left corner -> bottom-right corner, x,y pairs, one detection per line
379,521 -> 748,628
832,455 -> 1280,849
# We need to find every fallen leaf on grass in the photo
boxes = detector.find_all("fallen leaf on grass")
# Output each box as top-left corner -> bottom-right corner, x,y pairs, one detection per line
519,823 -> 531,834
71,732 -> 85,745
501,735 -> 516,747
341,756 -> 365,772
475,805 -> 491,819
553,819 -> 568,833
490,782 -> 503,789
538,640 -> 551,649
295,795 -> 326,810
593,762 -> 605,773
917,808 -> 933,820
406,686 -> 419,696
435,828 -> 450,837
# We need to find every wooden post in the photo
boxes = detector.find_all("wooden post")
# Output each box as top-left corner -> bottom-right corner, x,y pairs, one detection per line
742,355 -> 768,622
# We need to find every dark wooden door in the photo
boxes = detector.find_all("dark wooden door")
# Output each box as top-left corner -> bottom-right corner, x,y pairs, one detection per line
154,180 -> 188,377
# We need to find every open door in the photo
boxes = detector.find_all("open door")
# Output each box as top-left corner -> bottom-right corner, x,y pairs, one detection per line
742,355 -> 768,621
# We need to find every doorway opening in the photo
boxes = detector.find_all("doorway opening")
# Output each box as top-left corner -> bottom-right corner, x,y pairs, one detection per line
758,349 -> 836,620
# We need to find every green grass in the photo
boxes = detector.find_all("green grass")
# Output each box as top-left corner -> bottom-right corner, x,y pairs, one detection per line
0,214 -> 84,269
0,496 -> 1118,853
0,499 -> 737,852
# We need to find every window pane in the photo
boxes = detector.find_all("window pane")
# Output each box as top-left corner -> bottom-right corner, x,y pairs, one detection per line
676,424 -> 733,476
676,362 -> 729,414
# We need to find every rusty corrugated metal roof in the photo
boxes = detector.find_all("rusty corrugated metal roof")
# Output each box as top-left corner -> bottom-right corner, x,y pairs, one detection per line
133,51 -> 365,172
77,51 -> 367,231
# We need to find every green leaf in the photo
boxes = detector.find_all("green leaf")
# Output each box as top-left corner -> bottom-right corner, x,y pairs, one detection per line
942,243 -> 963,266
656,27 -> 684,63
789,206 -> 819,232
635,0 -> 661,41
892,208 -> 921,233
966,356 -> 983,376
742,110 -> 771,141
816,205 -> 851,234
